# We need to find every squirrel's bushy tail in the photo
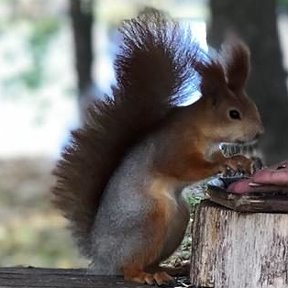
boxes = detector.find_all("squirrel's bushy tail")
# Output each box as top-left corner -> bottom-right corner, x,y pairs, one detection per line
52,8 -> 200,256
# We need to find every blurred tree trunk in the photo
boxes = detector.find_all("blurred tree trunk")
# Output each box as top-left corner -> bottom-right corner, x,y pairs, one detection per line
70,0 -> 95,124
207,0 -> 288,164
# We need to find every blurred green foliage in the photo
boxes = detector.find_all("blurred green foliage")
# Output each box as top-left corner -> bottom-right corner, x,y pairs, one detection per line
0,158 -> 87,268
8,18 -> 61,90
278,0 -> 288,6
0,213 -> 88,268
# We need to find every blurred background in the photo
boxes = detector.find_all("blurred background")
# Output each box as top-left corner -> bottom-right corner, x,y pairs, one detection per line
0,0 -> 288,268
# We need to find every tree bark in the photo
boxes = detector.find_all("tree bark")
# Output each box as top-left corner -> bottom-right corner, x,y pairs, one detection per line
207,0 -> 288,165
70,0 -> 95,123
190,200 -> 288,288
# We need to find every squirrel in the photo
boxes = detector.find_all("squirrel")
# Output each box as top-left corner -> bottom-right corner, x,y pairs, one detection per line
52,8 -> 264,286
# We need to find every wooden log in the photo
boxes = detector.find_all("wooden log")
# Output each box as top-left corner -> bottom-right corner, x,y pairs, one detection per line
190,200 -> 288,288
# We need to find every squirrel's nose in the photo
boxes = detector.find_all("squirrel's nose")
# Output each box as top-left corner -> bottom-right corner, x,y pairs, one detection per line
259,123 -> 265,135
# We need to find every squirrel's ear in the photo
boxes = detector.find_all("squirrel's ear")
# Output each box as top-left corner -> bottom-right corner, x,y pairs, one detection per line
195,60 -> 227,105
221,36 -> 250,91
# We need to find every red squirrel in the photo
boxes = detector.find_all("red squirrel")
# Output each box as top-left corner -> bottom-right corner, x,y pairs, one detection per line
53,8 -> 264,286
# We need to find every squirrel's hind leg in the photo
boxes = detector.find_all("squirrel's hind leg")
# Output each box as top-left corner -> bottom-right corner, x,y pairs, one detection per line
121,199 -> 174,285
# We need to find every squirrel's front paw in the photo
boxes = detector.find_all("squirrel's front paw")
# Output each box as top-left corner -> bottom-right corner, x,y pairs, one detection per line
221,155 -> 253,176
124,270 -> 174,286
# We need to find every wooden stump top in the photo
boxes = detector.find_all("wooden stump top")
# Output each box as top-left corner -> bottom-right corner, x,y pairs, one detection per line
207,178 -> 288,213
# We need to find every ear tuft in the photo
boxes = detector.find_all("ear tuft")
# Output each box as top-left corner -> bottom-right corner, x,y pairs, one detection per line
195,60 -> 226,103
221,35 -> 250,91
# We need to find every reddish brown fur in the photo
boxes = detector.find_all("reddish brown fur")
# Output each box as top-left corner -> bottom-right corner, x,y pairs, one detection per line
52,8 -> 199,255
221,37 -> 251,91
122,178 -> 176,285
52,8 -> 260,267
195,60 -> 227,102
153,97 -> 255,181
122,198 -> 169,284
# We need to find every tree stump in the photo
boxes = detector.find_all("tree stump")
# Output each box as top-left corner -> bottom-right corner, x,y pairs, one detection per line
190,200 -> 288,288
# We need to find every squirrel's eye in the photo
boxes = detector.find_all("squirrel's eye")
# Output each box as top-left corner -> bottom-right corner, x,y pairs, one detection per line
229,109 -> 241,120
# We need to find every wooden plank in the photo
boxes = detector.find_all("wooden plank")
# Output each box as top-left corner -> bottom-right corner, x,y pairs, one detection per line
190,200 -> 288,288
0,267 -> 191,288
0,267 -> 146,288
